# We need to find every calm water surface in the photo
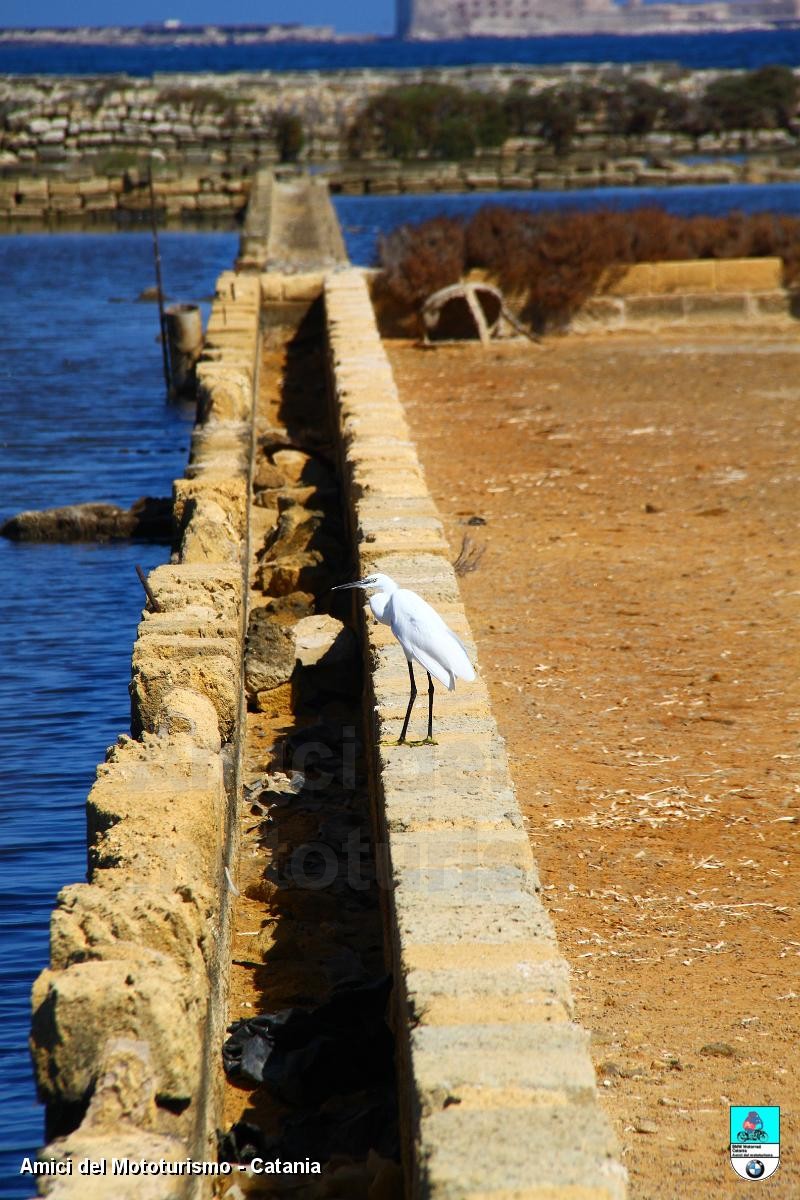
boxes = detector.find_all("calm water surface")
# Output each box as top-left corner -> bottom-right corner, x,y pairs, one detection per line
4,30 -> 800,74
0,231 -> 236,1196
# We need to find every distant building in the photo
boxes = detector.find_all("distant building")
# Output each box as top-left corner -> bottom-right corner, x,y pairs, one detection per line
397,0 -> 800,38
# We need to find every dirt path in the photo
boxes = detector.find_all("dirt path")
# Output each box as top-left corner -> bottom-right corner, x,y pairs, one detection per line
387,330 -> 799,1199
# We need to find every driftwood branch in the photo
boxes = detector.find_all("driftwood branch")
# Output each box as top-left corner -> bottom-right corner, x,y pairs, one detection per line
453,532 -> 486,576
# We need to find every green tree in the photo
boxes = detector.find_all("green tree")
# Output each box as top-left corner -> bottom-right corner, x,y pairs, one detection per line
348,84 -> 508,161
604,80 -> 690,137
703,65 -> 798,131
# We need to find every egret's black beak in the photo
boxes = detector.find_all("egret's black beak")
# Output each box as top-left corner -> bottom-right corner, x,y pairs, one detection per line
331,580 -> 365,592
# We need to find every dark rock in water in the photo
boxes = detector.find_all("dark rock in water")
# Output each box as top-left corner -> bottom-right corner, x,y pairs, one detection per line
0,497 -> 173,542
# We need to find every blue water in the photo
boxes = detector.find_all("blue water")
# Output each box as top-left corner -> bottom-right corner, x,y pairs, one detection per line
3,29 -> 800,75
0,231 -> 236,1197
335,181 -> 800,265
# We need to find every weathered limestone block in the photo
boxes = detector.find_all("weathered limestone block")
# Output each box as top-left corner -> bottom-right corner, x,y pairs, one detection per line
419,1106 -> 626,1200
293,613 -> 354,669
252,458 -> 285,491
173,475 -> 247,536
244,608 -> 296,702
258,554 -> 328,598
37,1130 -> 188,1199
144,563 -> 241,625
292,613 -> 360,703
82,1038 -> 161,1130
131,636 -> 240,740
180,496 -> 241,564
196,363 -> 253,422
49,881 -> 210,979
187,421 -> 251,477
262,498 -> 327,559
157,686 -> 222,750
272,448 -> 336,489
78,177 -> 110,196
87,733 -> 227,884
282,272 -> 324,301
31,954 -> 204,1110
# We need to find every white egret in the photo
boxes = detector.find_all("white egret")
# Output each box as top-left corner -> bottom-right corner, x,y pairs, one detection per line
333,572 -> 475,743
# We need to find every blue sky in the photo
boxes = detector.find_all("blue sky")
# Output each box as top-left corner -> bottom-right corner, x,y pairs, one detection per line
0,3 -> 396,36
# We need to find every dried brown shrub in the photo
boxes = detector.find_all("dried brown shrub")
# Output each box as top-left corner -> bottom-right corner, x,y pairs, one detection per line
377,205 -> 800,333
377,216 -> 466,310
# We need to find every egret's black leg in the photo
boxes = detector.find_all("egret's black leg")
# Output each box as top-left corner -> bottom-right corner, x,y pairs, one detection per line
399,659 -> 417,744
425,672 -> 435,742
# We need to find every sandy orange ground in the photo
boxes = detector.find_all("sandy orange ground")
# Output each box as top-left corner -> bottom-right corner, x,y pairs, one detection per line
387,330 -> 799,1200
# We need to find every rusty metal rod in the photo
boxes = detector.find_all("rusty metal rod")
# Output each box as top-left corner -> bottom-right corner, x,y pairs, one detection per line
135,563 -> 161,612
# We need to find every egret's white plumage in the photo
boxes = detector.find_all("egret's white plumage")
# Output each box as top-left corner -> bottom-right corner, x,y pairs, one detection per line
333,571 -> 475,742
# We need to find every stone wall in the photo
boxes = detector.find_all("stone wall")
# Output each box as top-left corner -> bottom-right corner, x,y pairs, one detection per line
575,255 -> 793,328
324,267 -> 627,1198
2,66 -> 800,192
0,170 -> 248,226
28,270 -> 261,1196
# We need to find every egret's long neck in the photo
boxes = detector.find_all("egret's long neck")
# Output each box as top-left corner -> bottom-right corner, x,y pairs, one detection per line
369,591 -> 391,625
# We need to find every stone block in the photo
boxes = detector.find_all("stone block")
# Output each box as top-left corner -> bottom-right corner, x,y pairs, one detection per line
173,475 -> 247,533
30,954 -> 204,1110
601,262 -> 655,296
715,256 -> 782,292
87,733 -> 226,879
131,636 -> 240,740
573,297 -> 625,328
683,293 -> 749,321
49,880 -> 209,977
37,1130 -> 189,1199
260,273 -> 285,301
16,177 -> 48,200
754,290 -> 791,317
78,177 -> 110,196
283,272 -> 324,301
410,1022 -> 598,1111
418,1106 -> 627,1199
404,960 -> 573,1026
196,364 -> 254,423
624,295 -> 686,324
651,259 -> 716,294
144,563 -> 241,624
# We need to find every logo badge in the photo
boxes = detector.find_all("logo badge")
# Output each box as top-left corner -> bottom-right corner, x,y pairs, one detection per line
730,1106 -> 780,1180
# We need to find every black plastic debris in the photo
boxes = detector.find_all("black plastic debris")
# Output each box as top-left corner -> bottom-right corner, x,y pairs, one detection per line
218,1087 -> 399,1166
222,975 -> 394,1107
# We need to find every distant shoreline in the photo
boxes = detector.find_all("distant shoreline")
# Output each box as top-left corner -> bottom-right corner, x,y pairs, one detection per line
2,23 -> 800,49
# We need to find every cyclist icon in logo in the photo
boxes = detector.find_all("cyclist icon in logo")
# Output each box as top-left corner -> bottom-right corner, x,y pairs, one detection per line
738,1111 -> 768,1142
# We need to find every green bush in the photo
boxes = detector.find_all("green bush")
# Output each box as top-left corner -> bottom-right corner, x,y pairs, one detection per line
503,84 -> 595,154
702,65 -> 798,131
348,84 -> 508,161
